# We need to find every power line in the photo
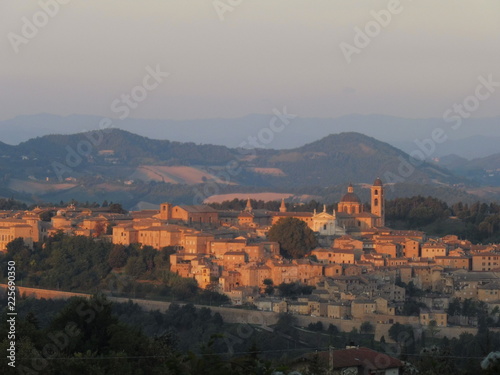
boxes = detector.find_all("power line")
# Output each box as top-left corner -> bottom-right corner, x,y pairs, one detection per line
15,347 -> 491,361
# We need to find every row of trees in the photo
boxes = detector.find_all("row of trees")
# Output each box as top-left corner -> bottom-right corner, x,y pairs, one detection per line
32,199 -> 125,209
0,197 -> 27,210
445,298 -> 500,327
386,197 -> 500,243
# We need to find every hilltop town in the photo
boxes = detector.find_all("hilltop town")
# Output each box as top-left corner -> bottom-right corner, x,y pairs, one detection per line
1,179 -> 500,332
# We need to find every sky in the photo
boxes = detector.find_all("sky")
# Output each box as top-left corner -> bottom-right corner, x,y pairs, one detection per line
1,0 -> 499,122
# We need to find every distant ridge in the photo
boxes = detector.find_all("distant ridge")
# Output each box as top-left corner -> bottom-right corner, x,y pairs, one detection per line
0,128 -> 493,207
0,128 -> 463,185
1,113 -> 499,159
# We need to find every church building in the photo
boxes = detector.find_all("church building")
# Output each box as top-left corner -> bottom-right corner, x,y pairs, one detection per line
335,178 -> 385,234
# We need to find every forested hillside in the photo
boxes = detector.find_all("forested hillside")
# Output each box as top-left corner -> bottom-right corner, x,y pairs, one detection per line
0,129 -> 486,208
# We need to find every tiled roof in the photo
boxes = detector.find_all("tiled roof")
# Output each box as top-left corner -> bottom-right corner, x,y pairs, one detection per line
314,347 -> 403,370
272,212 -> 313,218
177,205 -> 218,213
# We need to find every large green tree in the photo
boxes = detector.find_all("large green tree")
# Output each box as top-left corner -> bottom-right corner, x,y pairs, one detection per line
267,217 -> 318,258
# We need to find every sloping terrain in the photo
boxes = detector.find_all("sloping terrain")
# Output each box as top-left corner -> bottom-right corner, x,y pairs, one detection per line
0,128 -> 488,207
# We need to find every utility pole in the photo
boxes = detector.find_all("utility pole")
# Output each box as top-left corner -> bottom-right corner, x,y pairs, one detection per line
329,345 -> 334,374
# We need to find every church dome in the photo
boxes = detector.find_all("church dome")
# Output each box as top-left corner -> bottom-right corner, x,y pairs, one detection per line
340,183 -> 361,203
373,177 -> 383,186
340,192 -> 361,203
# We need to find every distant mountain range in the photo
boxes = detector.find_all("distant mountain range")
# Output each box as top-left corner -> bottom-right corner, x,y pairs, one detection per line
436,152 -> 500,187
1,127 -> 496,208
1,113 -> 499,159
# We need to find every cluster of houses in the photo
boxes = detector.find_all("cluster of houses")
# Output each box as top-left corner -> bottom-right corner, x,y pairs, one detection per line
1,179 -> 500,329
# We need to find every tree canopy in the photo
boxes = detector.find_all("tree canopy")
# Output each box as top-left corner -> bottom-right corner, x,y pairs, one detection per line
267,217 -> 318,258
0,233 -> 229,305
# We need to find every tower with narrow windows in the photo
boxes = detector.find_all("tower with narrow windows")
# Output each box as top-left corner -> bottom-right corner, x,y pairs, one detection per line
159,202 -> 172,220
371,177 -> 385,227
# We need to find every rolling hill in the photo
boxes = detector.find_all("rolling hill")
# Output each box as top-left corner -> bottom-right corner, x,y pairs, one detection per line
1,113 -> 499,159
436,152 -> 500,187
0,129 -> 488,207
257,132 -> 462,187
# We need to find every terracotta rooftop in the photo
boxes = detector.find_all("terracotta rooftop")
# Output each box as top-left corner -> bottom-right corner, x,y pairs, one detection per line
313,347 -> 403,370
177,205 -> 218,213
271,212 -> 313,217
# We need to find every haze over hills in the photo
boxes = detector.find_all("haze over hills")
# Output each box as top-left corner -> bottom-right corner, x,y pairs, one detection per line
0,128 -> 461,185
0,128 -> 493,208
394,135 -> 500,160
467,153 -> 500,171
1,113 -> 499,159
437,152 -> 500,187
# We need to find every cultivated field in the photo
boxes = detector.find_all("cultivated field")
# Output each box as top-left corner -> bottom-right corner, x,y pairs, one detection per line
8,179 -> 77,195
129,166 -> 236,185
249,167 -> 286,176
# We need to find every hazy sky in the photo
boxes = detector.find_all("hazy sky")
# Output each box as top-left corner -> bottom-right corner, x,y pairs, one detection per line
1,0 -> 499,121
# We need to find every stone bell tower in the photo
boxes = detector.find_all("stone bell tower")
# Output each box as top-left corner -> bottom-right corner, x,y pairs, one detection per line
371,178 -> 385,227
